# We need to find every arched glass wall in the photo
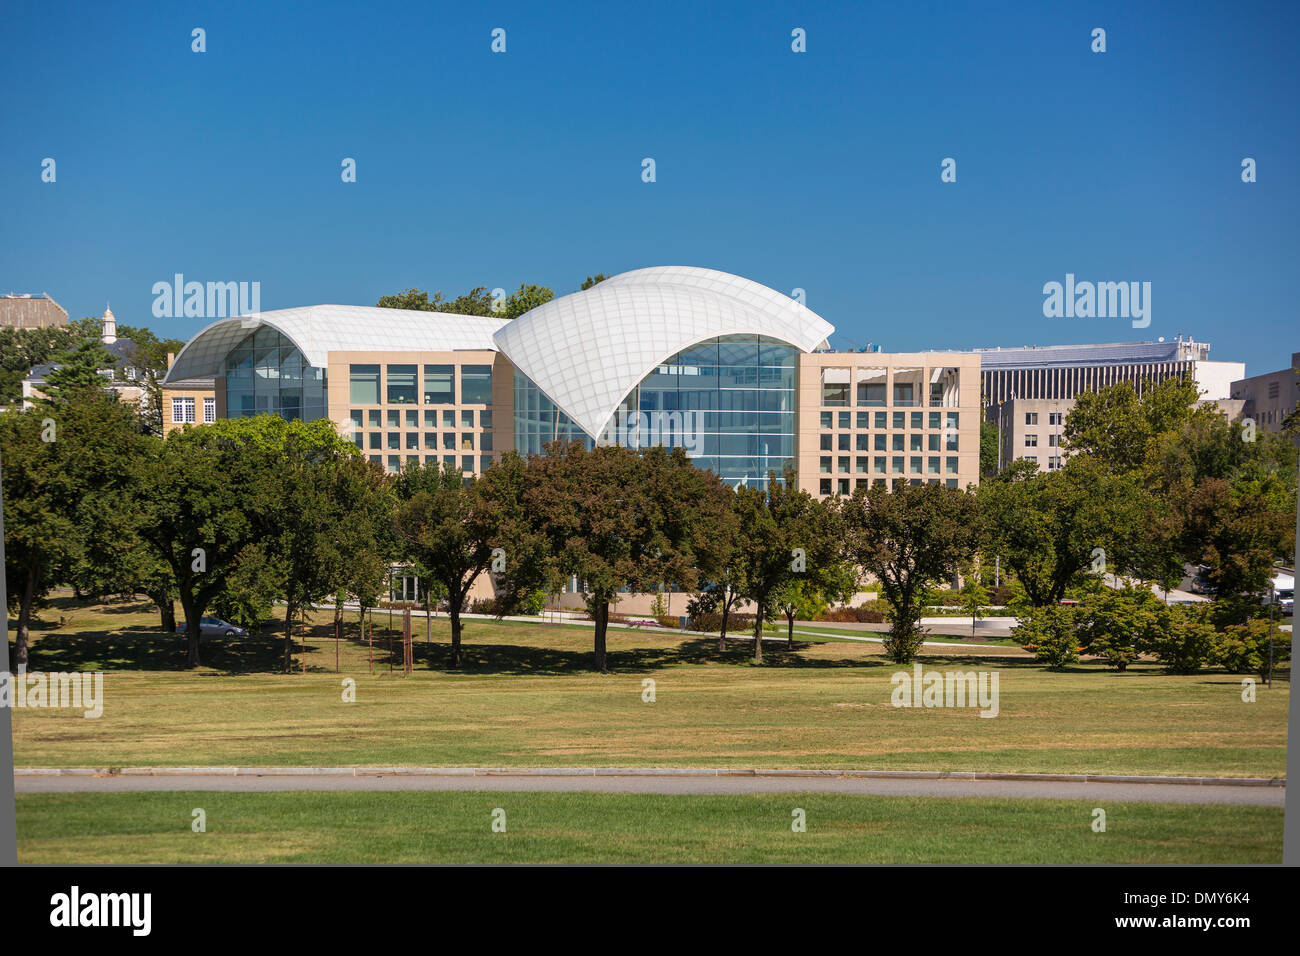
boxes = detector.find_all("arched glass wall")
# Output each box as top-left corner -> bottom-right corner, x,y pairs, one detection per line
514,334 -> 797,487
224,326 -> 327,421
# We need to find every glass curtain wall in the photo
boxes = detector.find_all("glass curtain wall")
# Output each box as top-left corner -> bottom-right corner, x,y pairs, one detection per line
224,326 -> 327,421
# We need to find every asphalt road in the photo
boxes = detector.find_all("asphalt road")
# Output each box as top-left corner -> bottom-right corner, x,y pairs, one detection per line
14,771 -> 1284,806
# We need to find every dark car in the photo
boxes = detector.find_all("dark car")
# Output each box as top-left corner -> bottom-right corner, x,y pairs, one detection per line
177,617 -> 248,637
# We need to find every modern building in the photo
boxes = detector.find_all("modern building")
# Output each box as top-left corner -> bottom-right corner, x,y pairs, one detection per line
1,292 -> 68,329
975,337 -> 1244,417
162,266 -> 985,495
1230,352 -> 1300,434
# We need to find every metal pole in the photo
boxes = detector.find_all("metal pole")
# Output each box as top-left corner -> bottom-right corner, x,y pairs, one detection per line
0,452 -> 18,866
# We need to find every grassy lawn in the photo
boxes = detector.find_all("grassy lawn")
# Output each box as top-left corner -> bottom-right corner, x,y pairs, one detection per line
9,596 -> 1289,776
14,790 -> 1282,864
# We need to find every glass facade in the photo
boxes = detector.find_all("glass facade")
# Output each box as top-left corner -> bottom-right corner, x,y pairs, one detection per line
514,334 -> 797,487
225,326 -> 327,421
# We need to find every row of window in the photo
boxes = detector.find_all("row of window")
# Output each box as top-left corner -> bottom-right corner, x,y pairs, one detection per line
1022,455 -> 1064,470
171,396 -> 216,424
821,410 -> 961,431
350,408 -> 492,429
821,381 -> 955,408
1024,434 -> 1061,448
353,432 -> 494,452
821,477 -> 961,494
368,454 -> 494,475
1024,411 -> 1065,425
349,364 -> 493,406
823,433 -> 960,452
821,456 -> 961,475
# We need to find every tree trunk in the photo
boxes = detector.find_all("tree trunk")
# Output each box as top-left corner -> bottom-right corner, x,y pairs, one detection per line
449,603 -> 462,669
156,595 -> 176,633
282,601 -> 295,673
718,600 -> 729,653
594,601 -> 608,671
753,609 -> 764,664
180,591 -> 202,668
787,611 -> 795,645
14,568 -> 36,670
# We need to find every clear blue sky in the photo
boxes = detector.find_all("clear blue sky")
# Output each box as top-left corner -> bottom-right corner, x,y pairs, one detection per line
2,0 -> 1296,375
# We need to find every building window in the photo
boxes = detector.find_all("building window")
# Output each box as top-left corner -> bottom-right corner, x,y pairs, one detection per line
820,478 -> 832,495
856,433 -> 869,451
368,409 -> 381,427
837,411 -> 851,429
820,457 -> 832,474
910,433 -> 923,452
856,456 -> 869,473
480,410 -> 492,428
461,455 -> 475,472
838,456 -> 850,473
481,432 -> 493,452
874,434 -> 886,451
1025,412 -> 1038,425
406,432 -> 419,450
892,434 -> 904,452
856,412 -> 870,429
946,457 -> 958,474
461,433 -> 475,451
1048,434 -> 1059,447
442,410 -> 455,428
874,456 -> 886,474
350,365 -> 380,405
1049,412 -> 1063,425
425,432 -> 438,449
172,397 -> 195,424
822,369 -> 850,406
837,478 -> 850,495
1025,434 -> 1038,447
203,397 -> 216,423
387,432 -> 400,451
369,433 -> 381,450
928,457 -> 940,474
387,365 -> 418,404
461,409 -> 475,428
387,409 -> 400,428
443,433 -> 456,450
820,411 -> 832,429
837,433 -> 850,451
462,365 -> 493,404
910,412 -> 923,430
424,365 -> 454,404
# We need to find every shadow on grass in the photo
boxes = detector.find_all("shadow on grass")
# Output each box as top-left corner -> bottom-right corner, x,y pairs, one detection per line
16,598 -> 1050,677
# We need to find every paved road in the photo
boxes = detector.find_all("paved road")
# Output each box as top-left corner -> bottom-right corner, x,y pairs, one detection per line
14,771 -> 1284,806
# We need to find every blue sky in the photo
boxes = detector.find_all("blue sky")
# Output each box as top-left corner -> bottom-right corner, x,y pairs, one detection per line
2,0 -> 1296,375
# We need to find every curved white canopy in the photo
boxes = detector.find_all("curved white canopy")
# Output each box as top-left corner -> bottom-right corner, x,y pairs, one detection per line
163,305 -> 508,384
493,266 -> 834,438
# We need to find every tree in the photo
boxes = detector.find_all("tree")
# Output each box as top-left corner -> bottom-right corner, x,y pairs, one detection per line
393,462 -> 500,668
842,482 -> 980,663
979,419 -> 999,477
772,563 -> 855,645
1011,604 -> 1080,669
1,390 -> 146,667
1063,376 -> 1201,473
959,563 -> 989,637
581,274 -> 608,290
525,442 -> 730,671
39,337 -> 119,403
730,475 -> 840,664
500,283 -> 555,320
138,418 -> 285,666
980,456 -> 1149,607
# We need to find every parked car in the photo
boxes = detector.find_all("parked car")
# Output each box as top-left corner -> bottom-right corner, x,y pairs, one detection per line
1276,589 -> 1294,616
177,617 -> 248,637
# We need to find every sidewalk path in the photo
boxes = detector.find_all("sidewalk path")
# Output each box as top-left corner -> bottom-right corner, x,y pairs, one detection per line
14,768 -> 1284,806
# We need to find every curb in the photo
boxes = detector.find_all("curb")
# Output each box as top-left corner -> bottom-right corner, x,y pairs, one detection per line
12,767 -> 1285,787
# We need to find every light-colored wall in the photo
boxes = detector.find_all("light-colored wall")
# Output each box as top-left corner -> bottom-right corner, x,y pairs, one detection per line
161,382 -> 217,433
326,350 -> 515,475
796,351 -> 982,497
1231,353 -> 1300,434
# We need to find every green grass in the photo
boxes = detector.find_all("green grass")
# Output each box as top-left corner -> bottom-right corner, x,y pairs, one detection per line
15,790 -> 1282,863
10,596 -> 1289,776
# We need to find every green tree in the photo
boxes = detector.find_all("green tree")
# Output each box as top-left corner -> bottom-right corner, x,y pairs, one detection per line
979,419 -> 999,477
500,283 -> 555,320
581,274 -> 608,290
1,390 -> 146,667
730,475 -> 841,664
39,338 -> 119,403
842,482 -> 980,663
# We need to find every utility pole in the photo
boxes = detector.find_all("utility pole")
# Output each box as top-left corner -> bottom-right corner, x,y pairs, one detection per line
0,454 -> 17,866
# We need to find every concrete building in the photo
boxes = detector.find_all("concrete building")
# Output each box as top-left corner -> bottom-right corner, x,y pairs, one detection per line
1230,352 -> 1300,434
976,338 -> 1244,416
0,292 -> 68,329
161,376 -> 217,432
164,266 -> 985,497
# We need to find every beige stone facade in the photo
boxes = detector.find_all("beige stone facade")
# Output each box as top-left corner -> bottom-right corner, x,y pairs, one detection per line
796,350 -> 983,496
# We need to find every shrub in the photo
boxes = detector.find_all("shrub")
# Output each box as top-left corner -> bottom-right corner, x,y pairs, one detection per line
1012,604 -> 1080,668
818,600 -> 890,624
1215,618 -> 1292,678
1141,604 -> 1216,674
1076,588 -> 1162,671
688,611 -> 755,634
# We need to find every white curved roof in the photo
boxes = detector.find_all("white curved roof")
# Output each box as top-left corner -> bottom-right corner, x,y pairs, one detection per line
163,305 -> 508,383
492,266 -> 834,438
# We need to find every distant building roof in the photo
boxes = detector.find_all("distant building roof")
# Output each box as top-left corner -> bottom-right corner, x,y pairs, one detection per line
971,340 -> 1209,369
0,293 -> 69,329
